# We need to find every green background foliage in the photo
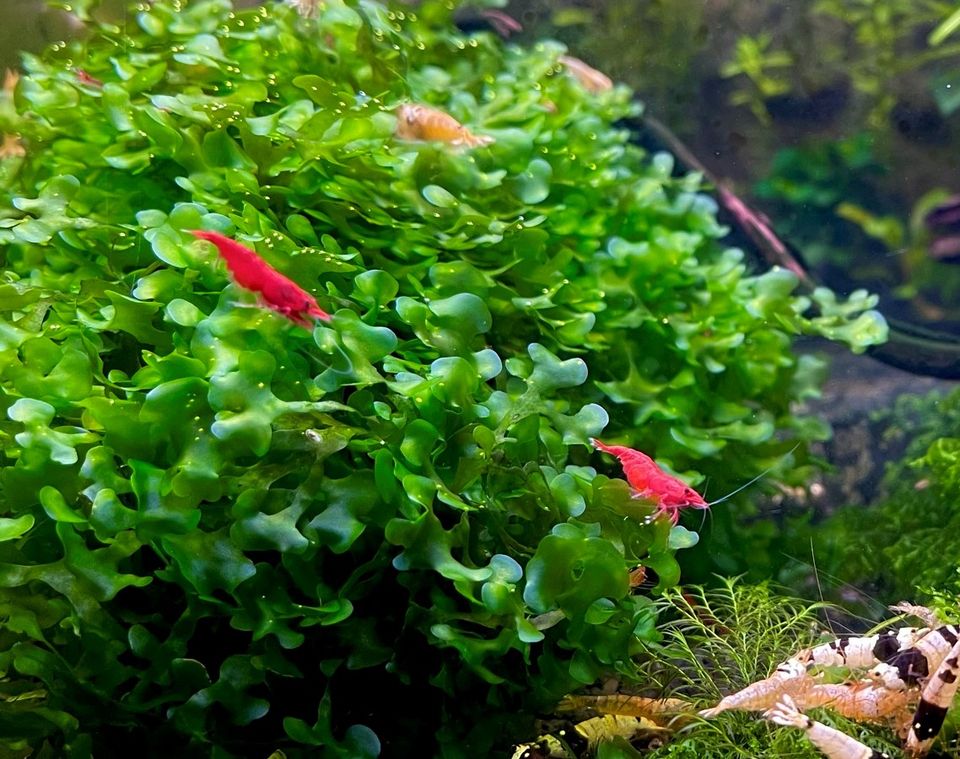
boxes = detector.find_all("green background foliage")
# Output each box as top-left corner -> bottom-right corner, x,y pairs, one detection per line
0,0 -> 886,755
802,386 -> 960,608
520,0 -> 960,328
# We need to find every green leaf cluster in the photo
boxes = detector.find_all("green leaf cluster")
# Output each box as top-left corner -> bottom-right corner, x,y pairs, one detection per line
751,133 -> 960,322
720,33 -> 794,125
719,0 -> 960,128
0,0 -> 885,754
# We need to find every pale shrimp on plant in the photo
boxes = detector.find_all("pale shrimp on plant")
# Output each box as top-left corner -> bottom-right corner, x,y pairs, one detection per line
394,103 -> 494,148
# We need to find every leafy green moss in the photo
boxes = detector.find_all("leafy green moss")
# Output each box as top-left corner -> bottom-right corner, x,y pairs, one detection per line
0,0 -> 886,755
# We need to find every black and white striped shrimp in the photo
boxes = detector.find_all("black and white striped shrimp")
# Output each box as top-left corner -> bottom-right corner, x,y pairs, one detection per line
787,627 -> 927,674
758,625 -> 960,758
868,625 -> 960,691
905,637 -> 960,755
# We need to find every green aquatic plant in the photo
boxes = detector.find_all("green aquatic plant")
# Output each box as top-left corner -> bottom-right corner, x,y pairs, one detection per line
637,580 -> 827,705
634,579 -> 901,759
751,133 -> 960,323
720,33 -> 795,126
812,0 -> 960,127
754,133 -> 886,235
720,0 -> 960,129
834,188 -> 960,314
804,386 -> 960,606
0,0 -> 887,755
750,133 -> 897,281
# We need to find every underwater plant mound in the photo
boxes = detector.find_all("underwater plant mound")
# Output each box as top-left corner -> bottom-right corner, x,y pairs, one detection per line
0,0 -> 887,755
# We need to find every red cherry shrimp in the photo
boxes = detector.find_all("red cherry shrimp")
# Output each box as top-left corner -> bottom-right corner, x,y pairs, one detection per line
592,438 -> 797,524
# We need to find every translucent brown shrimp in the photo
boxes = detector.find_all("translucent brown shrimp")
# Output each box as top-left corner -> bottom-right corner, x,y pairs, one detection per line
286,0 -> 320,17
558,55 -> 613,94
698,659 -> 814,717
888,602 -> 942,629
802,682 -> 913,727
394,103 -> 494,148
511,714 -> 669,759
3,68 -> 18,95
0,133 -> 24,159
557,694 -> 696,727
0,70 -> 21,157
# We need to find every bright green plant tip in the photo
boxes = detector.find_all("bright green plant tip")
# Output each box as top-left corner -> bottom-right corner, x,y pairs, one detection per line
0,514 -> 35,541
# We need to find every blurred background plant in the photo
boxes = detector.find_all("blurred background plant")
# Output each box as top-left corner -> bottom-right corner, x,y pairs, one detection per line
719,32 -> 794,125
508,0 -> 960,331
